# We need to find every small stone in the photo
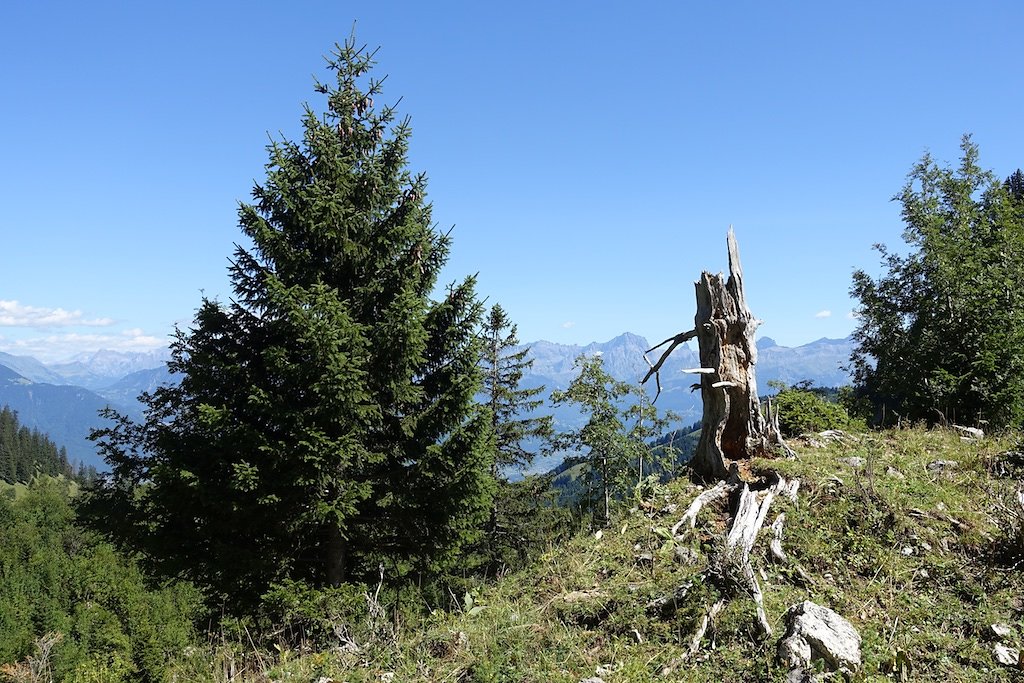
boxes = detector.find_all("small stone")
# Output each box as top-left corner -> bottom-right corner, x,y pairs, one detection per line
901,546 -> 915,556
674,546 -> 699,564
990,623 -> 1013,641
886,466 -> 906,480
838,456 -> 865,468
635,552 -> 654,566
579,678 -> 606,683
381,674 -> 395,683
994,644 -> 1020,667
785,668 -> 812,683
926,460 -> 958,472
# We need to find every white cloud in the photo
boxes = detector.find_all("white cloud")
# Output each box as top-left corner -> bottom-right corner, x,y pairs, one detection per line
562,321 -> 576,329
0,300 -> 114,328
814,310 -> 832,319
0,331 -> 169,363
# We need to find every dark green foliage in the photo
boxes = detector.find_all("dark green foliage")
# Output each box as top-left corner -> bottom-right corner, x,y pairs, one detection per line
86,37 -> 493,610
487,475 -> 574,571
481,304 -> 553,472
0,405 -> 90,484
479,304 -> 559,570
767,381 -> 851,436
851,136 -> 1024,428
647,421 -> 702,478
0,477 -> 201,682
255,579 -> 373,648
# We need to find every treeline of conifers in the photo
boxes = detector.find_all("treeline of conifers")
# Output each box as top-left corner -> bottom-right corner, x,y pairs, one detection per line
0,406 -> 98,485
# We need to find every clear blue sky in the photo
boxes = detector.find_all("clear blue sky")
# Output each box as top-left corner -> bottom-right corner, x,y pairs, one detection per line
2,1 -> 1022,362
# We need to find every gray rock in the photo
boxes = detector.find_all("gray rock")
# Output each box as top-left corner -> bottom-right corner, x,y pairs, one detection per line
673,545 -> 699,565
885,466 -> 906,479
994,643 -> 1020,667
778,634 -> 812,668
838,456 -> 865,468
926,459 -> 958,472
778,601 -> 861,671
990,623 -> 1013,641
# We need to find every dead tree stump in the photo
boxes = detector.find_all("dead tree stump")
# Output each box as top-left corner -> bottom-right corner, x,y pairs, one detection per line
644,228 -> 790,481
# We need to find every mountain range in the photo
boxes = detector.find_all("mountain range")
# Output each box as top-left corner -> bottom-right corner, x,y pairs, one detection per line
0,334 -> 854,473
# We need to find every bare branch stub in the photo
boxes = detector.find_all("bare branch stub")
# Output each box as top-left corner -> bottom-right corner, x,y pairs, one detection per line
641,329 -> 698,393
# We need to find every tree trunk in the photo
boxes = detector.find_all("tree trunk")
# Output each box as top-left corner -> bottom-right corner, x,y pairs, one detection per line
326,523 -> 348,587
688,229 -> 789,479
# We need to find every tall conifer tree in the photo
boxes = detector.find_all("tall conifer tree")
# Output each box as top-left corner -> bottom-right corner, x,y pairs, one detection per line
88,38 -> 493,606
481,304 -> 552,472
479,304 -> 556,569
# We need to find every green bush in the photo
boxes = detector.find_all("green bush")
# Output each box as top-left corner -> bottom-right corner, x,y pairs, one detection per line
768,382 -> 852,437
257,579 -> 376,648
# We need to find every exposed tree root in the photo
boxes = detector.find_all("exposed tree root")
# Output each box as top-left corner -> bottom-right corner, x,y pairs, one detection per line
671,479 -> 737,536
664,473 -> 804,665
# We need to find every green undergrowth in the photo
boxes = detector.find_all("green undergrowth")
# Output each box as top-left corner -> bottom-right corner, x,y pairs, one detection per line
10,427 -> 1024,682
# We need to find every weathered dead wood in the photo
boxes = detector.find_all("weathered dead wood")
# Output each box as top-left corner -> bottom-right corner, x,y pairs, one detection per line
643,229 -> 793,480
642,329 -> 699,400
721,483 -> 777,638
671,479 -> 737,536
769,513 -> 788,563
660,599 -> 726,676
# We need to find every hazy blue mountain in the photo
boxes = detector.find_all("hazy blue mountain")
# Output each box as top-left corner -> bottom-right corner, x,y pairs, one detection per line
757,336 -> 855,388
515,333 -> 853,474
0,334 -> 853,476
0,365 -> 118,470
95,366 -> 178,420
48,349 -> 172,390
0,351 -> 68,385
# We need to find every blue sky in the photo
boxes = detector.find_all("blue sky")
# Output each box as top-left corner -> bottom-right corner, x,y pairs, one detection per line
2,1 -> 1022,362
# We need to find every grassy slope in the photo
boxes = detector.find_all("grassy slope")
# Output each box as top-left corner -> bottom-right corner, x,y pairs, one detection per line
172,427 -> 1024,682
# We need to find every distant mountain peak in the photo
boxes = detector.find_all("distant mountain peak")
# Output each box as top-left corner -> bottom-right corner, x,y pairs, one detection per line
805,336 -> 851,347
756,337 -> 778,350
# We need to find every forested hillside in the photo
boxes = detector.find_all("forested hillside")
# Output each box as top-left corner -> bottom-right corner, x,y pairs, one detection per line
0,405 -> 95,485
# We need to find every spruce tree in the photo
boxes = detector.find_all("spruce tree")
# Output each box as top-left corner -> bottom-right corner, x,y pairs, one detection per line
88,38 -> 494,607
479,304 -> 555,569
481,304 -> 552,472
